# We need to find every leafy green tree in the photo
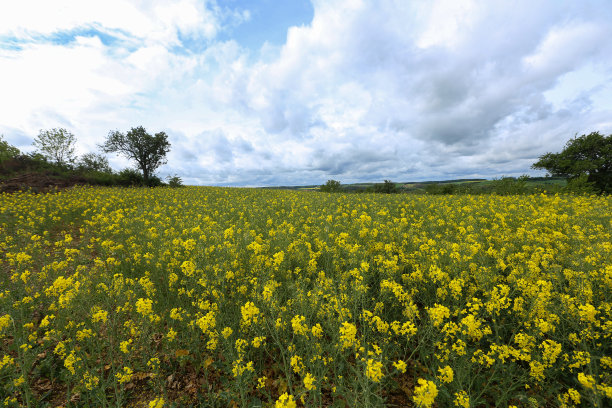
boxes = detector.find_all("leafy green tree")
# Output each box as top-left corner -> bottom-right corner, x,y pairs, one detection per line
166,174 -> 184,188
320,179 -> 342,192
100,126 -> 170,185
32,128 -> 76,165
374,180 -> 399,194
0,135 -> 20,163
78,153 -> 112,173
532,132 -> 611,193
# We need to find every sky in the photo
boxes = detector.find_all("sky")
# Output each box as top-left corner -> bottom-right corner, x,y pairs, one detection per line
1,0 -> 611,186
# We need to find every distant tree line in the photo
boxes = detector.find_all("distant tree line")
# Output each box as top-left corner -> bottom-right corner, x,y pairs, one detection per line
320,179 -> 400,194
318,131 -> 610,196
0,127 -> 183,188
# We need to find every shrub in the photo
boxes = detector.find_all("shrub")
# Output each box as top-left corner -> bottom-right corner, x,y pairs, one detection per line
166,175 -> 184,188
320,179 -> 342,192
374,180 -> 399,194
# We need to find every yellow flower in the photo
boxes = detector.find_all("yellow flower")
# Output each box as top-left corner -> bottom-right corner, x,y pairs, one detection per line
135,298 -> 153,317
339,322 -> 357,349
241,301 -> 260,327
290,355 -> 304,374
437,365 -> 454,383
393,360 -> 407,373
116,366 -> 133,384
577,373 -> 595,389
252,336 -> 266,348
222,327 -> 233,339
167,327 -> 177,341
64,351 -> 80,375
91,309 -> 108,323
0,355 -> 15,370
120,339 -> 132,354
453,391 -> 469,408
413,378 -> 438,407
0,315 -> 12,333
427,304 -> 450,327
83,372 -> 99,390
366,359 -> 384,382
291,315 -> 309,336
275,393 -> 297,408
304,372 -> 316,390
149,397 -> 165,408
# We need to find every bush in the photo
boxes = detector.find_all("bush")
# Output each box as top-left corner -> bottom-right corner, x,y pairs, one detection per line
78,153 -> 112,173
117,168 -> 145,186
564,174 -> 597,195
489,175 -> 529,195
320,179 -> 342,192
166,175 -> 184,188
424,183 -> 457,195
374,180 -> 399,194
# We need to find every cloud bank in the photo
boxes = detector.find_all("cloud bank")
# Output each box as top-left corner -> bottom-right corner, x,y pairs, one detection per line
1,0 -> 611,185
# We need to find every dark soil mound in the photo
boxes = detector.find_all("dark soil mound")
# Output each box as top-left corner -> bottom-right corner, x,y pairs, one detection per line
0,172 -> 87,193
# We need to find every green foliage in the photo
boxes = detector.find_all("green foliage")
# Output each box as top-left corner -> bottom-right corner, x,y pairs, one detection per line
166,174 -> 184,188
77,153 -> 112,173
116,168 -> 145,186
532,131 -> 612,193
424,183 -> 459,195
0,135 -> 20,163
32,128 -> 76,166
100,126 -> 170,184
563,173 -> 597,195
320,179 -> 342,192
116,168 -> 163,187
490,175 -> 529,195
374,180 -> 399,194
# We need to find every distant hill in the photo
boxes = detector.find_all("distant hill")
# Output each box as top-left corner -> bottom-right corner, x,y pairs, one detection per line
261,177 -> 567,194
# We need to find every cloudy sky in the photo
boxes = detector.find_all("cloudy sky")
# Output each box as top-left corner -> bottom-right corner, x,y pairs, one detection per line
1,0 -> 611,186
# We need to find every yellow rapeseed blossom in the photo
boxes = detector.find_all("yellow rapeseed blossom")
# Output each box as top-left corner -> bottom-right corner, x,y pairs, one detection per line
149,397 -> 165,408
116,366 -> 133,384
366,359 -> 384,382
453,391 -> 470,408
437,365 -> 454,383
241,301 -> 260,327
339,322 -> 358,349
291,315 -> 309,336
304,372 -> 316,390
413,378 -> 438,407
2,184 -> 611,407
577,372 -> 595,389
393,360 -> 407,373
275,393 -> 297,408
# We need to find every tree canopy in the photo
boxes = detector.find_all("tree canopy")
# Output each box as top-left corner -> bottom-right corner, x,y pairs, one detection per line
320,179 -> 342,192
532,131 -> 611,193
0,135 -> 20,162
32,128 -> 76,165
100,126 -> 170,184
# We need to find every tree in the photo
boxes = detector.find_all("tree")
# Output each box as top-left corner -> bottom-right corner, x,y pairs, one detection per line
374,180 -> 399,194
0,135 -> 20,163
100,126 -> 170,185
320,179 -> 342,192
532,132 -> 612,193
78,152 -> 112,173
166,174 -> 184,188
32,128 -> 76,165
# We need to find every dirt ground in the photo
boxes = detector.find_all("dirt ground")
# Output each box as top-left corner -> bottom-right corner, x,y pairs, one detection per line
0,172 -> 87,193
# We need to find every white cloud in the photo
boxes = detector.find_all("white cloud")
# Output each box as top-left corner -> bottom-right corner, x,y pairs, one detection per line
1,0 -> 612,185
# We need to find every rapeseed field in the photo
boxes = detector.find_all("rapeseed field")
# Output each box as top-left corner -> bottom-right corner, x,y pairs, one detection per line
0,186 -> 610,407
